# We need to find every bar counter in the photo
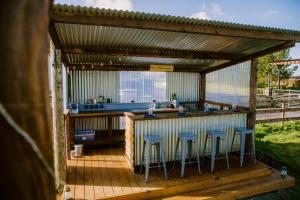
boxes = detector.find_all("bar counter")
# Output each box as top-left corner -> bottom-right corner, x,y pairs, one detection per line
124,110 -> 249,171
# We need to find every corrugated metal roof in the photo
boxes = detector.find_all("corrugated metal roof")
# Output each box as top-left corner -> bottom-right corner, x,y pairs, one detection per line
51,4 -> 299,70
55,23 -> 282,54
53,4 -> 300,35
56,23 -> 284,67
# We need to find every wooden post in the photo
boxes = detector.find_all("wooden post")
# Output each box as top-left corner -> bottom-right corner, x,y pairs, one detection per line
199,73 -> 206,109
52,49 -> 66,190
67,71 -> 72,104
248,58 -> 258,129
281,102 -> 285,126
247,58 -> 258,150
0,1 -> 55,199
65,113 -> 72,160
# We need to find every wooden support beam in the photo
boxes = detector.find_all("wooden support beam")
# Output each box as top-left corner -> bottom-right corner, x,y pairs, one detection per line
256,107 -> 300,114
0,1 -> 55,199
51,10 -> 300,42
68,64 -> 206,72
52,49 -> 67,189
248,58 -> 258,129
256,117 -> 300,124
64,47 -> 239,60
49,21 -> 70,68
199,73 -> 206,109
246,58 -> 258,150
67,69 -> 71,103
200,41 -> 295,74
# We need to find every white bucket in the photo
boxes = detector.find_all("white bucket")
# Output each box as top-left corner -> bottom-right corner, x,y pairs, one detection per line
74,144 -> 83,157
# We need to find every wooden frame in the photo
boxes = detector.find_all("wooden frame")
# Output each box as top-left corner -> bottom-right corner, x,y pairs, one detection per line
64,47 -> 239,60
68,64 -> 209,72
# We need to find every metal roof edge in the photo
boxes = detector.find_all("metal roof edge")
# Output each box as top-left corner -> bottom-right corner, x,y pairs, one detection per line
52,3 -> 300,36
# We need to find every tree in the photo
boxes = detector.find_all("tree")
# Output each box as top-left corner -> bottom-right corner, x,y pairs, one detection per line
257,49 -> 298,88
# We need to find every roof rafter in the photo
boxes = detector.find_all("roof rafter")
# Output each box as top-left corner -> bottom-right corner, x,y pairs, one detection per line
200,40 -> 295,74
49,21 -> 70,67
68,63 -> 208,72
63,47 -> 240,60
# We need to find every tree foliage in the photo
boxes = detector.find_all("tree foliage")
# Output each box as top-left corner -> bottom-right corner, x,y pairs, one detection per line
257,49 -> 298,88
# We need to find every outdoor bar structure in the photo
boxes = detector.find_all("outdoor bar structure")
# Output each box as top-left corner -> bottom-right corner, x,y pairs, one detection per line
48,4 -> 300,199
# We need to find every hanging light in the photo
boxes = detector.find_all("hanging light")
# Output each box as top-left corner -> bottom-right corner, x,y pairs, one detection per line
91,64 -> 94,69
100,62 -> 104,67
109,60 -> 113,65
82,65 -> 85,70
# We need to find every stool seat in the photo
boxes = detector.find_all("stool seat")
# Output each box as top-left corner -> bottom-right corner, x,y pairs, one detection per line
179,131 -> 197,140
207,129 -> 225,137
231,127 -> 256,167
140,134 -> 168,182
203,129 -> 229,172
144,134 -> 162,143
234,127 -> 254,134
173,131 -> 201,177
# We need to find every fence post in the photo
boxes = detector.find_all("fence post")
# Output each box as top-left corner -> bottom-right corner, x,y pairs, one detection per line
281,102 -> 285,126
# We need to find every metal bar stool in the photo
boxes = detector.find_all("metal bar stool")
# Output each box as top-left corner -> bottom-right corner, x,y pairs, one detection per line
173,131 -> 201,177
231,127 -> 256,167
203,129 -> 230,173
140,134 -> 168,182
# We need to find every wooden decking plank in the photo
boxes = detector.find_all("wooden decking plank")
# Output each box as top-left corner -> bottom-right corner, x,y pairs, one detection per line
75,157 -> 85,200
66,147 -> 286,200
109,148 -> 133,195
91,152 -> 104,199
97,149 -> 114,198
84,154 -> 95,199
162,172 -> 295,200
67,159 -> 77,199
112,148 -> 140,193
103,149 -> 123,196
120,153 -> 144,193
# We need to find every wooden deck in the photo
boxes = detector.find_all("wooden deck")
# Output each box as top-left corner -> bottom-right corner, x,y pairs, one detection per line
67,147 -> 294,200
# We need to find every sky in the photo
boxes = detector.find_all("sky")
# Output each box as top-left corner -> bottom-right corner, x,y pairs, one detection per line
55,0 -> 300,75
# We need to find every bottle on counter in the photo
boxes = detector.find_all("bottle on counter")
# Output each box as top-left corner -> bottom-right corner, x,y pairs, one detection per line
178,106 -> 184,113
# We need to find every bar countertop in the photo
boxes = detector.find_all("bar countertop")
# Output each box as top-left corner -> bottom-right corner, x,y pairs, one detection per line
125,110 -> 249,121
68,108 -> 180,118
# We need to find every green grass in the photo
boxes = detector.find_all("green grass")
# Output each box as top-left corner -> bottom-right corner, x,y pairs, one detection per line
253,121 -> 300,199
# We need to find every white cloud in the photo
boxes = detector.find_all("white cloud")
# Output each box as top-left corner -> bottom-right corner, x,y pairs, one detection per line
190,11 -> 211,20
263,10 -> 280,16
84,0 -> 133,11
211,3 -> 224,16
191,2 -> 224,20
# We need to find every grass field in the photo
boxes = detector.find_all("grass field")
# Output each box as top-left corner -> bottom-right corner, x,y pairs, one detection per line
254,121 -> 300,199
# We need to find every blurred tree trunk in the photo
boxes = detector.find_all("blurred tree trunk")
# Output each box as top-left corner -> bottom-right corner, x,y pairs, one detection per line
0,0 -> 55,200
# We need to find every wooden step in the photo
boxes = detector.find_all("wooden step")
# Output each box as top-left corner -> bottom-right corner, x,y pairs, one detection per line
162,171 -> 295,200
98,163 -> 273,200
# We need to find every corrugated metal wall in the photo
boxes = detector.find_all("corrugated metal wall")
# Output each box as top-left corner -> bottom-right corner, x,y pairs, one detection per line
70,71 -> 200,104
206,61 -> 250,107
167,72 -> 200,101
74,117 -> 120,131
120,71 -> 166,103
70,70 -> 120,130
70,70 -> 119,103
134,113 -> 247,165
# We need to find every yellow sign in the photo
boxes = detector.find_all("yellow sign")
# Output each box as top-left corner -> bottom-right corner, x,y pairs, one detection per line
150,64 -> 174,72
